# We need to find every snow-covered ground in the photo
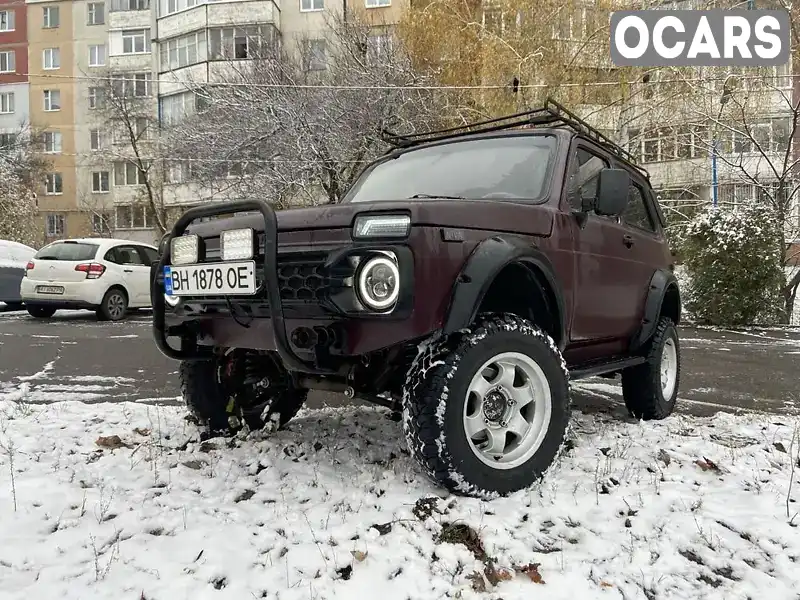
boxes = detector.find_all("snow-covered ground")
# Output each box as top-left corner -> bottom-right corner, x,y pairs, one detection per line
1,399 -> 798,599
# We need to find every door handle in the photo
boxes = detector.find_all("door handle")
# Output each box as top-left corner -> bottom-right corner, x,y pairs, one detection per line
124,269 -> 133,273
623,234 -> 634,248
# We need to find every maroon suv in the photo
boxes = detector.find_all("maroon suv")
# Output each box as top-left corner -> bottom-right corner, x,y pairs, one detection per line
150,99 -> 681,498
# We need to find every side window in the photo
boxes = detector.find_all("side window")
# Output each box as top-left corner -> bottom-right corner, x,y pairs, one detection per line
137,245 -> 159,264
567,147 -> 609,210
109,245 -> 147,265
104,247 -> 120,263
622,184 -> 656,232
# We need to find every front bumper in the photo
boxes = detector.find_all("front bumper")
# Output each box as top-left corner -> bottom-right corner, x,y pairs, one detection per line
151,199 -> 417,374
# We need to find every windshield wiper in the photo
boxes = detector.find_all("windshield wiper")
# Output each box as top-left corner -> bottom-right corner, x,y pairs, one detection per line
408,193 -> 466,199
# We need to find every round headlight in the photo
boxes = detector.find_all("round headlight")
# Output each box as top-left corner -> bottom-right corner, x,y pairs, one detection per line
357,256 -> 400,311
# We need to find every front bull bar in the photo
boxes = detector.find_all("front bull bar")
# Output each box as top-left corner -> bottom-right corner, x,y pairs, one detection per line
150,198 -> 335,374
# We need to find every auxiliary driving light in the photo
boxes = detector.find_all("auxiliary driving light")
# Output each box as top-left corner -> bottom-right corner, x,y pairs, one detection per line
353,214 -> 411,239
221,228 -> 254,261
357,255 -> 400,311
171,234 -> 199,266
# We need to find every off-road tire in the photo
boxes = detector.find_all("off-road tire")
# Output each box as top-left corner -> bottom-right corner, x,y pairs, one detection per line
26,305 -> 56,318
180,354 -> 307,436
97,288 -> 128,322
402,313 -> 571,498
621,316 -> 680,420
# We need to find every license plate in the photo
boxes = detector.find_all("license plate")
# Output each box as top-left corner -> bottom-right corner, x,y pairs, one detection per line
37,285 -> 64,295
164,261 -> 257,296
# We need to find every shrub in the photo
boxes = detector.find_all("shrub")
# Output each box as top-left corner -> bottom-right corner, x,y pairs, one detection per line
676,203 -> 784,326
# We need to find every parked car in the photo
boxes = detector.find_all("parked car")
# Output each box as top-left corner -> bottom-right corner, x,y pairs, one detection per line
21,238 -> 159,321
150,99 -> 681,498
0,240 -> 37,310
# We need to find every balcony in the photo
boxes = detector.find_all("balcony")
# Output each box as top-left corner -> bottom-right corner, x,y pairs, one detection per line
156,0 -> 279,41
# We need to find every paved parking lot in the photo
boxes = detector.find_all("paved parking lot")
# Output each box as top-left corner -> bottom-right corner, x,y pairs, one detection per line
0,305 -> 798,417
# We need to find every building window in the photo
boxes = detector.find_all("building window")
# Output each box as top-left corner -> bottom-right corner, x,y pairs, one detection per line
365,0 -> 391,7
89,44 -> 106,67
159,31 -> 206,70
306,39 -> 327,71
300,0 -> 323,11
43,90 -> 61,111
46,214 -> 66,237
0,10 -> 15,32
45,173 -> 63,195
0,133 -> 16,148
161,0 -> 197,16
43,6 -> 60,28
209,26 -> 275,60
111,72 -> 151,97
111,0 -> 149,10
92,213 -> 111,234
90,129 -> 103,150
122,29 -> 151,54
0,51 -> 15,73
43,48 -> 60,70
0,92 -> 13,114
159,91 -> 198,125
92,171 -> 110,193
88,87 -> 106,109
115,205 -> 154,229
87,2 -> 105,25
114,161 -> 147,185
367,33 -> 392,64
42,131 -> 62,153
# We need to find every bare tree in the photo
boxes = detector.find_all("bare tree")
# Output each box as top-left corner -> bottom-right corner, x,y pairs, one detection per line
0,124 -> 49,247
161,10 -> 447,206
84,70 -> 169,236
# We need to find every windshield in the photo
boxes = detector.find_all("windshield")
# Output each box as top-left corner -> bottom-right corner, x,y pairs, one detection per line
35,242 -> 99,261
344,134 -> 557,204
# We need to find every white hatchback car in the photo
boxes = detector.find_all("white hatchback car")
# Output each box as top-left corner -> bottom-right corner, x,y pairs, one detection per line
20,238 -> 159,321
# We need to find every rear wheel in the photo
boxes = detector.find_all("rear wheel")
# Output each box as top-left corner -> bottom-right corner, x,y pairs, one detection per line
27,305 -> 56,318
621,316 -> 680,420
180,350 -> 308,436
97,288 -> 128,321
403,313 -> 571,498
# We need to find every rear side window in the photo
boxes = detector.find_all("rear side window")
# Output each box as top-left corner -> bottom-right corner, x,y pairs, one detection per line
34,242 -> 99,261
137,246 -> 159,264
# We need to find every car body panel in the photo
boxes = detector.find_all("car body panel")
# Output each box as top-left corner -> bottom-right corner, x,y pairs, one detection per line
0,240 -> 36,304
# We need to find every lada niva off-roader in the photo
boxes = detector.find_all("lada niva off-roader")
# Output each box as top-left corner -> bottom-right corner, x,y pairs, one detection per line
150,99 -> 682,498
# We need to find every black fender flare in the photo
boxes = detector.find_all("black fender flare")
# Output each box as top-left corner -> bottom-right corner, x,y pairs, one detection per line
631,268 -> 681,351
442,235 -> 567,350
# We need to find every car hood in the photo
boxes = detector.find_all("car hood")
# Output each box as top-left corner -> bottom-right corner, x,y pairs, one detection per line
186,199 -> 554,239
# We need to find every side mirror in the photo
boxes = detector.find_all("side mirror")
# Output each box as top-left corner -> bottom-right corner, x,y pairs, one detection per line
594,168 -> 629,217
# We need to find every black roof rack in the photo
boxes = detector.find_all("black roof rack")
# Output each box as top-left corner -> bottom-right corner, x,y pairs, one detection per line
380,97 -> 649,178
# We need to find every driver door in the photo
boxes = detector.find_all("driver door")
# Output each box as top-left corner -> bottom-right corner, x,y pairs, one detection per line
566,144 -> 642,346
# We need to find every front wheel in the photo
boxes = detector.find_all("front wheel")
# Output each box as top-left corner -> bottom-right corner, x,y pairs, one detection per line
180,350 -> 308,436
403,313 -> 571,498
621,316 -> 680,420
97,288 -> 128,321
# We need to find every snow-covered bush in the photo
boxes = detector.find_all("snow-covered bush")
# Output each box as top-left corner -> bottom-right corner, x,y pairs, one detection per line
676,203 -> 785,326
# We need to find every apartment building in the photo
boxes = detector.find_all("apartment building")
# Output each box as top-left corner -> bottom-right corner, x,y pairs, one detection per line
153,0 -> 408,213
0,0 -> 29,155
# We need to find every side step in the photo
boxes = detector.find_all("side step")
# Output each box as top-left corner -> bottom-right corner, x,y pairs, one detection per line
568,356 -> 646,381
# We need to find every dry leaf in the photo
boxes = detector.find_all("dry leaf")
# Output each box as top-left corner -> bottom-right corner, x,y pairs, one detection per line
133,427 -> 151,436
95,435 -> 127,449
518,563 -> 545,584
600,581 -> 614,588
351,550 -> 367,562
